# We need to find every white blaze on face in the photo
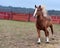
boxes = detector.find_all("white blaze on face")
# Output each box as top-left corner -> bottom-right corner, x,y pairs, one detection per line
33,8 -> 37,17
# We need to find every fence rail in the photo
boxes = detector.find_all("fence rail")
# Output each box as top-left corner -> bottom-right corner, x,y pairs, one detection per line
0,12 -> 60,24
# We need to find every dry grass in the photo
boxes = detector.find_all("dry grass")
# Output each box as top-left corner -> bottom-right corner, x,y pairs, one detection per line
0,20 -> 60,48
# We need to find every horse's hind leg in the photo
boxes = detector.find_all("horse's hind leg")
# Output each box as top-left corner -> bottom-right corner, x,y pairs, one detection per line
37,29 -> 41,44
50,24 -> 54,40
50,24 -> 54,35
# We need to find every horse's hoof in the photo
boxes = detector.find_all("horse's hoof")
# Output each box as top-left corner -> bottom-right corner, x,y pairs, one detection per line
37,42 -> 40,44
37,41 -> 41,44
52,38 -> 54,40
46,42 -> 49,44
46,41 -> 49,44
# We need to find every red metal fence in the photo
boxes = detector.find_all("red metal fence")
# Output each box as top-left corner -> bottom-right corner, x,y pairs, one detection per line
0,12 -> 60,24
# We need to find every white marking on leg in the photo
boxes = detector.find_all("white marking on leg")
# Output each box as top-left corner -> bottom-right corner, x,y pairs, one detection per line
37,38 -> 41,43
33,8 -> 37,17
46,37 -> 49,42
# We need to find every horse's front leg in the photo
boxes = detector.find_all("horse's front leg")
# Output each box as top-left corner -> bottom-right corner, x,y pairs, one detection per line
44,29 -> 49,43
37,29 -> 41,44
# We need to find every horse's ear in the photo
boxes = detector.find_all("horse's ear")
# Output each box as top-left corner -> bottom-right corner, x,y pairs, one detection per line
35,5 -> 37,8
39,5 -> 41,8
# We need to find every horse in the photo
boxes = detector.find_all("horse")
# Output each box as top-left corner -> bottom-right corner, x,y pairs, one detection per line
33,5 -> 54,44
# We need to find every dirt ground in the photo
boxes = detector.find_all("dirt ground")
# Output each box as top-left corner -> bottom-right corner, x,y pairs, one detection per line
0,20 -> 60,48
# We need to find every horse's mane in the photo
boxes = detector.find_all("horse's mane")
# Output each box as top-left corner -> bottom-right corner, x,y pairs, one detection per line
41,5 -> 48,17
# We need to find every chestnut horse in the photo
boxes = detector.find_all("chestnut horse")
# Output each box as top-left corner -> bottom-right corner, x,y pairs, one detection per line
33,5 -> 54,44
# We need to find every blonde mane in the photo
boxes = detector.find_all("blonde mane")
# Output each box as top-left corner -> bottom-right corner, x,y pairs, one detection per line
41,5 -> 48,17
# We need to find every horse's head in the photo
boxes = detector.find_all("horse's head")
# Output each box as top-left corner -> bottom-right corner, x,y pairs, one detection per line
33,5 -> 43,17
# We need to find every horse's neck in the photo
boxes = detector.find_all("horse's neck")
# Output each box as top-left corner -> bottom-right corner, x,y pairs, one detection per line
37,11 -> 45,21
39,12 -> 44,20
37,15 -> 44,21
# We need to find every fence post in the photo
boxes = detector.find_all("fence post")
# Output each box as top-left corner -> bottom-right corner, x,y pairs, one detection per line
28,13 -> 30,22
